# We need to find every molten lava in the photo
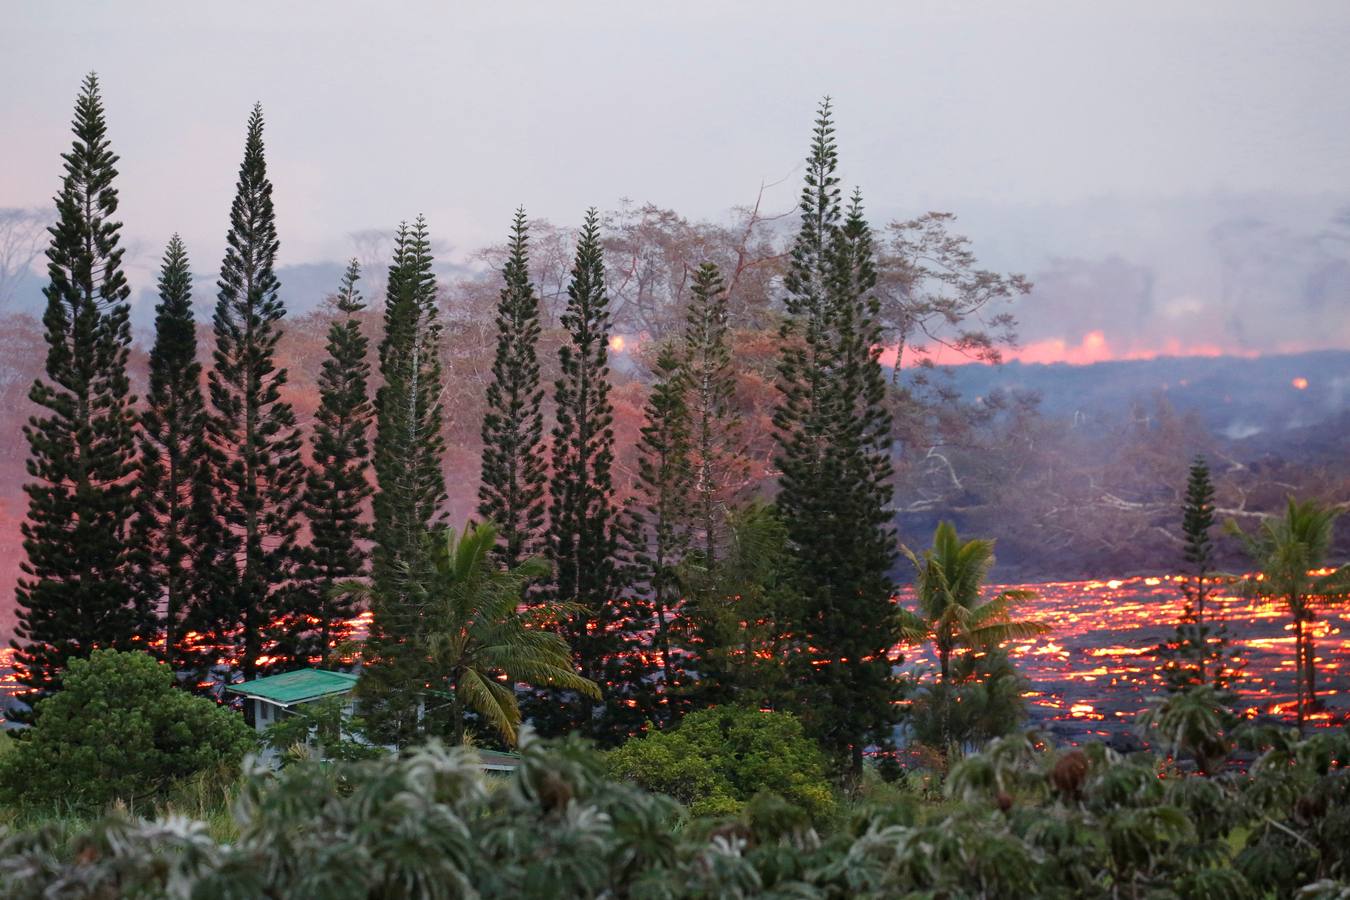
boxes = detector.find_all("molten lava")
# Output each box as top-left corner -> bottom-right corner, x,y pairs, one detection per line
894,573 -> 1348,741
2,574 -> 1344,741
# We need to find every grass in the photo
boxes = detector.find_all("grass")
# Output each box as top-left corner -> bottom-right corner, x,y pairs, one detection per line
0,760 -> 242,846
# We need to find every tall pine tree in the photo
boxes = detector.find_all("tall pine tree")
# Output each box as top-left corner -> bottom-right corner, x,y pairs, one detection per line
629,344 -> 693,721
531,209 -> 647,744
202,104 -> 307,689
773,101 -> 898,771
12,73 -> 142,709
361,216 -> 447,743
478,210 -> 547,568
132,235 -> 214,676
299,260 -> 373,665
1157,456 -> 1241,694
682,261 -> 742,566
1181,455 -> 1217,633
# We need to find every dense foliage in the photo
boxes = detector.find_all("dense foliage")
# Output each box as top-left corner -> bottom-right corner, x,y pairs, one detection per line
628,343 -> 693,717
772,100 -> 898,771
200,104 -> 307,686
4,726 -> 1350,898
0,650 -> 254,810
898,522 -> 1047,753
12,74 -> 142,712
131,235 -> 213,678
362,216 -> 448,745
906,647 -> 1030,754
676,503 -> 804,712
607,705 -> 835,819
477,210 -> 548,569
681,260 -> 742,565
341,522 -> 599,745
532,209 -> 645,744
298,259 -> 373,664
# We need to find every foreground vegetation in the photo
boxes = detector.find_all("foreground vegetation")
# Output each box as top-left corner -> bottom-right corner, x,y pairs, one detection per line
2,723 -> 1348,899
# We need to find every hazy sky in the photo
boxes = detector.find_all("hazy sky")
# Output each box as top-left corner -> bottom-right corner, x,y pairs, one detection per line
4,1 -> 1350,354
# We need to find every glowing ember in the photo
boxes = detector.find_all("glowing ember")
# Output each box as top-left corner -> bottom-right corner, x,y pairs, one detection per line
1292,377 -> 1309,390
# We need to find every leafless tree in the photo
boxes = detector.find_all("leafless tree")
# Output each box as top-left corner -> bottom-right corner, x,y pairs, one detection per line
877,212 -> 1031,382
0,207 -> 48,310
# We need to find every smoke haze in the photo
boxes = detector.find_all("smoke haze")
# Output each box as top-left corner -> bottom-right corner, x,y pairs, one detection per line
2,2 -> 1348,362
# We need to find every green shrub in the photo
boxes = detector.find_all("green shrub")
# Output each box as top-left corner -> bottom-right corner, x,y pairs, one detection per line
0,649 -> 256,810
261,695 -> 383,766
606,705 -> 835,820
907,646 -> 1028,753
2,727 -> 1350,897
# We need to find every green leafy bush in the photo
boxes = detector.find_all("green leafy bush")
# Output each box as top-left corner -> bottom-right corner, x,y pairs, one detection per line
0,650 -> 255,810
606,705 -> 835,819
907,646 -> 1028,753
3,725 -> 1349,898
261,695 -> 383,766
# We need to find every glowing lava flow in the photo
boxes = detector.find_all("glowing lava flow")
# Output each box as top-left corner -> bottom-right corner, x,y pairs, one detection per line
894,573 -> 1349,741
2,574 -> 1345,740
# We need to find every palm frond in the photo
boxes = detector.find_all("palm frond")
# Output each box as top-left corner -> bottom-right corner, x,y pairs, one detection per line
405,520 -> 601,744
500,661 -> 601,700
457,668 -> 521,744
968,620 -> 1051,646
895,609 -> 929,643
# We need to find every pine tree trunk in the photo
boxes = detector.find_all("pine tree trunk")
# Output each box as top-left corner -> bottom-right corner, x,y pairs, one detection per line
1195,576 -> 1206,686
1294,615 -> 1306,733
654,596 -> 674,694
939,643 -> 952,751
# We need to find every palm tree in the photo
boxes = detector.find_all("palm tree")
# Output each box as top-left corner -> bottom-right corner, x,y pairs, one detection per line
343,522 -> 600,745
1227,499 -> 1349,732
898,522 -> 1048,751
898,522 -> 1048,684
1137,685 -> 1231,776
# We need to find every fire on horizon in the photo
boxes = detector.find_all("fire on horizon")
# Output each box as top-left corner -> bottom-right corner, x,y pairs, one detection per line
608,326 -> 1324,370
868,329 -> 1321,370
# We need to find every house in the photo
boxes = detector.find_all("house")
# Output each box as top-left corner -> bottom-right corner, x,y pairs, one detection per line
477,750 -> 521,773
227,668 -> 359,733
226,668 -> 520,772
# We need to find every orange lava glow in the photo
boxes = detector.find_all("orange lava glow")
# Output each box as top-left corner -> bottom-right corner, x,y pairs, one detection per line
1292,377 -> 1309,390
877,331 -> 1283,369
0,610 -> 378,719
3,574 -> 1345,742
894,572 -> 1350,740
994,331 -> 1256,367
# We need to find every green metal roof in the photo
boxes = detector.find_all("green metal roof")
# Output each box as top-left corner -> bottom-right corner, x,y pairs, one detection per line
227,669 -> 359,706
478,750 -> 521,771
